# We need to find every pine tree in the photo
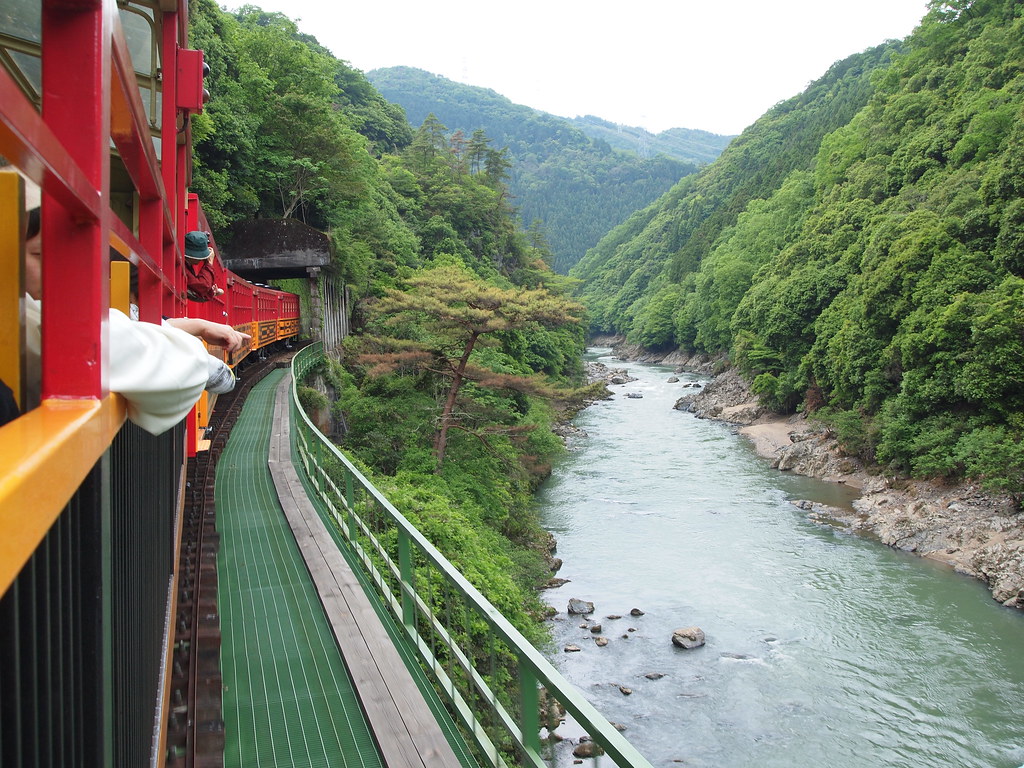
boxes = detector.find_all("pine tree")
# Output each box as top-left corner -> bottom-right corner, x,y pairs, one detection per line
361,263 -> 583,469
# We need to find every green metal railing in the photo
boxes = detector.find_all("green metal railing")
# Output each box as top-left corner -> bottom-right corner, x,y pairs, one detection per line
290,343 -> 653,768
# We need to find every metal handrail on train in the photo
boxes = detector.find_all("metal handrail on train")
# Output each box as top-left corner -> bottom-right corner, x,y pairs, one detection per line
289,343 -> 654,768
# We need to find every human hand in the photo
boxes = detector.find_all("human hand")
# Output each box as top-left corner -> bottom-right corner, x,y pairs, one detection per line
203,321 -> 250,351
167,317 -> 252,352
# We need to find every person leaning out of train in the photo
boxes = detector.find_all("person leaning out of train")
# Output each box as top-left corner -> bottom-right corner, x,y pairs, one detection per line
183,230 -> 225,302
16,176 -> 250,435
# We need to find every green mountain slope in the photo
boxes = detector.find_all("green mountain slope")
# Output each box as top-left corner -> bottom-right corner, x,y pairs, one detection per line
575,0 -> 1024,495
366,66 -> 719,273
571,42 -> 901,337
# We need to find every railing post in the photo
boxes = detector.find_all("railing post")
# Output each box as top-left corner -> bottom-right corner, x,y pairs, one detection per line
312,437 -> 322,493
40,0 -> 111,400
345,471 -> 356,539
398,530 -> 415,633
519,665 -> 541,761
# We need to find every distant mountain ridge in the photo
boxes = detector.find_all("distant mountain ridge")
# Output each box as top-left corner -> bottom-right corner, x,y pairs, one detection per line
569,115 -> 733,166
367,66 -> 731,272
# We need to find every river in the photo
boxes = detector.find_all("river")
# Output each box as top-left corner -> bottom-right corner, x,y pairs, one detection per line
538,350 -> 1024,768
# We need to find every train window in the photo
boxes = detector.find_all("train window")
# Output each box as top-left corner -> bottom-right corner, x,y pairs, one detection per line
1,2 -> 163,140
0,0 -> 40,44
0,0 -> 42,107
119,3 -> 161,137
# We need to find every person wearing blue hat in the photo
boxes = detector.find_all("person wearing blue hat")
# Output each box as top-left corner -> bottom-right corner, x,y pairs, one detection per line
184,230 -> 224,302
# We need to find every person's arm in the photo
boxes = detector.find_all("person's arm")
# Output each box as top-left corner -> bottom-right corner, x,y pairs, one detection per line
108,310 -> 216,434
164,317 -> 250,351
108,311 -> 248,434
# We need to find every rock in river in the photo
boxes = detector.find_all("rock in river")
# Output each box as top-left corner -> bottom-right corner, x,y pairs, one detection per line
568,598 -> 595,615
672,626 -> 706,649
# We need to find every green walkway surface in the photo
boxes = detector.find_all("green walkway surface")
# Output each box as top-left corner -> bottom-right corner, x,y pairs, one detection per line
216,370 -> 383,768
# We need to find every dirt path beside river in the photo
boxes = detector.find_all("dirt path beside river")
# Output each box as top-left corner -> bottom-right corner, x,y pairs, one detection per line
590,339 -> 1024,610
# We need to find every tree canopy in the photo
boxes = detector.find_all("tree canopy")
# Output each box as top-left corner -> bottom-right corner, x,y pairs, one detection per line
361,263 -> 583,469
368,66 -> 711,273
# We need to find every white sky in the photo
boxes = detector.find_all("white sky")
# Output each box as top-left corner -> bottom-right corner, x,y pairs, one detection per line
227,0 -> 931,136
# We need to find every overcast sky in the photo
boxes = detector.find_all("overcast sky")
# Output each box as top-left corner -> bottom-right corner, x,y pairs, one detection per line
227,0 -> 931,136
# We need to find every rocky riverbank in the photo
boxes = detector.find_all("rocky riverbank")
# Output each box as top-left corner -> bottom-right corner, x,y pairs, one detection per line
592,339 -> 1024,610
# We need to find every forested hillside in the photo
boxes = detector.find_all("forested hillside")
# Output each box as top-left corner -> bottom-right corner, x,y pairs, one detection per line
573,0 -> 1024,496
188,1 -> 593,638
571,42 -> 901,336
367,66 -> 714,273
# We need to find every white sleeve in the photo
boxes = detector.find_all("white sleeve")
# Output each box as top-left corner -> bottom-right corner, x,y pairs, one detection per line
108,309 -> 211,435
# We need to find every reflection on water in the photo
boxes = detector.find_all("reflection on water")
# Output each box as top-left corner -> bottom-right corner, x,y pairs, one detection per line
538,351 -> 1024,768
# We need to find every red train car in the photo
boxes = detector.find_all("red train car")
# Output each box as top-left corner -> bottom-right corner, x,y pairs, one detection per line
0,2 -> 300,765
180,193 -> 300,445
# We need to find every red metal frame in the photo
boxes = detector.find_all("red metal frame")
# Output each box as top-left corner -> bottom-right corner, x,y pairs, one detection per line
40,3 -> 111,400
0,2 -> 304,762
1,0 -> 300,452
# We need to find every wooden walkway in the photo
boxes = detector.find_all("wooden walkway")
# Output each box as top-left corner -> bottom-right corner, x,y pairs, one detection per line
268,374 -> 463,768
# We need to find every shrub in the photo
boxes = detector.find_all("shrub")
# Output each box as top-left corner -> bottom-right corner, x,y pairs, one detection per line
816,408 -> 877,462
955,426 -> 1024,502
297,385 -> 329,413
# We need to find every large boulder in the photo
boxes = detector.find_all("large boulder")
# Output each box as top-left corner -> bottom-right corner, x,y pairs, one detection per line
672,626 -> 706,649
573,740 -> 604,758
568,598 -> 595,615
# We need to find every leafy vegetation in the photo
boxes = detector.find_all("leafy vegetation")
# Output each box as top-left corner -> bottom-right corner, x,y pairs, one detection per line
367,66 -> 711,273
573,0 -> 1024,499
188,1 -> 588,636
